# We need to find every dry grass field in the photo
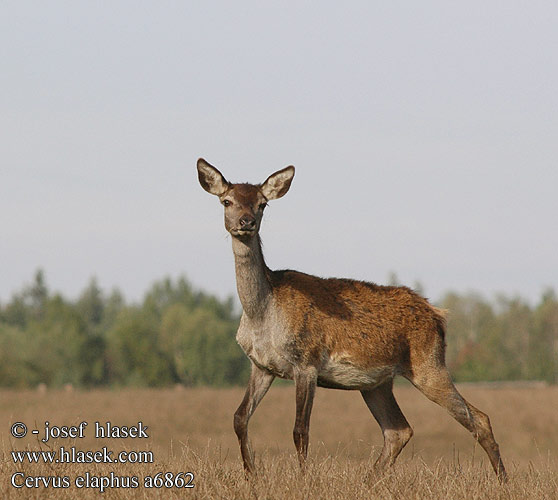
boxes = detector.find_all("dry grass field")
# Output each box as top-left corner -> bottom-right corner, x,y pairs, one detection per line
1,382 -> 557,499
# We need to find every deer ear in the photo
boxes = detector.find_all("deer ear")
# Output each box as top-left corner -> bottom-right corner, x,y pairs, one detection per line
197,158 -> 229,196
260,166 -> 295,200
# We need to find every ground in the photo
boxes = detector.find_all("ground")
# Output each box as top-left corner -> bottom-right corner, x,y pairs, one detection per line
1,382 -> 557,499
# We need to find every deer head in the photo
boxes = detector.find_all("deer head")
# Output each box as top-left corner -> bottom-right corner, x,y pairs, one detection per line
197,158 -> 295,239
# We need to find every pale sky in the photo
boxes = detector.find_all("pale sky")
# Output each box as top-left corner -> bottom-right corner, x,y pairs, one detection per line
2,2 -> 557,305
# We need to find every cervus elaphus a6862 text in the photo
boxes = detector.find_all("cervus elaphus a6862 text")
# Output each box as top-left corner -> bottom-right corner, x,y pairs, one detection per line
197,158 -> 507,482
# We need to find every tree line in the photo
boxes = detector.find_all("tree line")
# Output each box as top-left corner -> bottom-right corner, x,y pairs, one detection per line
0,270 -> 556,388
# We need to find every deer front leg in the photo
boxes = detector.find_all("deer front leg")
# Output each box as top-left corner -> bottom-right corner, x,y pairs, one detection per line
293,366 -> 318,468
234,363 -> 275,474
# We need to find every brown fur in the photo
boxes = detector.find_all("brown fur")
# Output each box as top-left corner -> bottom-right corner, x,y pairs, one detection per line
196,158 -> 507,482
269,270 -> 446,383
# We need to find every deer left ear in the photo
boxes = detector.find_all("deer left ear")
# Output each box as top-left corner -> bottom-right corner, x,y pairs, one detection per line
260,166 -> 295,200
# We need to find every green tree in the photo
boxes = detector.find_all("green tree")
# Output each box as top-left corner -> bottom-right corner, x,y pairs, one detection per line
160,304 -> 247,386
530,289 -> 558,382
23,295 -> 89,386
105,307 -> 174,386
0,324 -> 28,386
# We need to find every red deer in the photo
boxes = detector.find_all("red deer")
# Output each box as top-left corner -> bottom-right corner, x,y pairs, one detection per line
196,158 -> 507,482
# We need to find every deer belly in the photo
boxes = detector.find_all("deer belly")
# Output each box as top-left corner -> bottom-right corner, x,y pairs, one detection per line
318,355 -> 394,390
236,330 -> 294,379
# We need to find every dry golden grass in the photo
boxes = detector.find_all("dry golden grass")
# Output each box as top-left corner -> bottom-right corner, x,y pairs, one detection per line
1,382 -> 557,499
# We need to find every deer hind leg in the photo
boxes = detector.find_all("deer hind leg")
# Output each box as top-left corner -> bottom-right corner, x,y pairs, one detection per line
233,363 -> 275,474
408,366 -> 507,482
361,380 -> 413,471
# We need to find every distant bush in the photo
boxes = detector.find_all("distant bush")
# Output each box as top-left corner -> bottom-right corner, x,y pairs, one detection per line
0,271 -> 246,388
0,270 -> 556,387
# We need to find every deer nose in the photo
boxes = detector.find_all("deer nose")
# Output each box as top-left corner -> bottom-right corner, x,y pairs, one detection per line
239,215 -> 256,230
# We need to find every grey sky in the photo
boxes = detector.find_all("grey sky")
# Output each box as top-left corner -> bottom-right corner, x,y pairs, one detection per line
2,2 -> 557,305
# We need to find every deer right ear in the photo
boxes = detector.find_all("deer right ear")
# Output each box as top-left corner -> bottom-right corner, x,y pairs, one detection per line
197,158 -> 229,196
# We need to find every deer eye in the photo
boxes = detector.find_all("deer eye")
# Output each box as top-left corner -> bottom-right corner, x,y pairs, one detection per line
222,200 -> 232,207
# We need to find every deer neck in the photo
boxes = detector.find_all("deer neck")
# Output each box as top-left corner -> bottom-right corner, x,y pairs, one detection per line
232,234 -> 272,319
